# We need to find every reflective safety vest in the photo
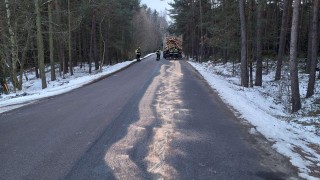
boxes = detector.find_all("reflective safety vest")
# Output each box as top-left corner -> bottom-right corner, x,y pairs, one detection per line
135,49 -> 141,55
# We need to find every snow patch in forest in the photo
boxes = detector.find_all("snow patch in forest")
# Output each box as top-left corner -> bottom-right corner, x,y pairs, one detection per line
189,60 -> 320,180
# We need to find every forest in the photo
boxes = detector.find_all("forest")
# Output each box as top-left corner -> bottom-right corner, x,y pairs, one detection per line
0,0 -> 167,93
168,0 -> 319,112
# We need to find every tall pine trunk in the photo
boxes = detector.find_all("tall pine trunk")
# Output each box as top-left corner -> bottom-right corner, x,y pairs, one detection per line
199,0 -> 203,61
255,0 -> 264,86
35,0 -> 47,89
239,0 -> 248,87
306,11 -> 313,74
78,30 -> 83,69
89,9 -> 97,74
248,0 -> 254,88
275,0 -> 291,81
306,0 -> 319,98
289,0 -> 301,112
68,0 -> 73,76
54,0 -> 66,76
19,28 -> 31,89
48,2 -> 56,81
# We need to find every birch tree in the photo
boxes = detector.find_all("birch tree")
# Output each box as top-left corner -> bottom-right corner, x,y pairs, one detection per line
5,0 -> 19,91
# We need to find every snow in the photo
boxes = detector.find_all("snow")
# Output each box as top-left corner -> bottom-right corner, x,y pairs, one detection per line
189,60 -> 320,180
0,55 -> 319,179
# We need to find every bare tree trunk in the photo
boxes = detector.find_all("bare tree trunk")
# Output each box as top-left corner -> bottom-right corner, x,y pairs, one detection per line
211,0 -> 215,61
306,0 -> 319,98
222,0 -> 227,64
68,0 -> 73,76
78,30 -> 83,69
306,11 -> 313,74
54,0 -> 66,77
93,10 -> 98,70
89,9 -> 97,74
99,16 -> 106,72
239,0 -> 248,87
48,2 -> 56,81
255,0 -> 264,86
289,0 -> 301,112
248,0 -> 254,88
19,28 -> 31,89
35,0 -> 47,89
275,0 -> 291,81
30,38 -> 39,79
199,0 -> 203,62
5,0 -> 19,92
191,0 -> 195,59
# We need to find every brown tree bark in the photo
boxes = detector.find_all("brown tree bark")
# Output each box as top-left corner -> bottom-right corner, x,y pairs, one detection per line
35,0 -> 47,89
239,0 -> 248,87
275,0 -> 291,81
54,0 -> 67,76
306,0 -> 319,98
289,0 -> 301,112
89,9 -> 97,74
255,0 -> 264,86
19,28 -> 31,89
68,0 -> 73,76
48,2 -> 56,81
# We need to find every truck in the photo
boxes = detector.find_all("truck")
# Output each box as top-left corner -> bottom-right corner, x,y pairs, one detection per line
163,35 -> 183,60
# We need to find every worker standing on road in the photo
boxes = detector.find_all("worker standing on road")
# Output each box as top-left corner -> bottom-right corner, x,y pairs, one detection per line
135,47 -> 141,62
156,49 -> 160,61
174,48 -> 179,59
0,76 -> 9,94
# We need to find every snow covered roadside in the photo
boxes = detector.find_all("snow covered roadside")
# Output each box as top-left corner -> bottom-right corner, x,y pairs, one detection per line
0,54 -> 154,113
189,61 -> 320,180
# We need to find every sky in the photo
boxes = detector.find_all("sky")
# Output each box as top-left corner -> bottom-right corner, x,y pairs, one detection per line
140,0 -> 173,21
141,0 -> 173,12
0,56 -> 319,179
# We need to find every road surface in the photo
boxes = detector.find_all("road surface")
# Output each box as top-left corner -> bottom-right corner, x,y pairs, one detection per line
0,55 -> 298,179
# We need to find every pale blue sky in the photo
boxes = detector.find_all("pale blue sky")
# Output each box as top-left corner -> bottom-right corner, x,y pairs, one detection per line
140,0 -> 173,21
140,0 -> 173,13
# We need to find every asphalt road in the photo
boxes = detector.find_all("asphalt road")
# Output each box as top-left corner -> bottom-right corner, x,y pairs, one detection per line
0,55 -> 298,179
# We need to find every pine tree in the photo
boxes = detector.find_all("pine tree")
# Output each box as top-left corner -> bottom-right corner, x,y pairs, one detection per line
35,0 -> 47,89
289,0 -> 301,112
239,0 -> 248,87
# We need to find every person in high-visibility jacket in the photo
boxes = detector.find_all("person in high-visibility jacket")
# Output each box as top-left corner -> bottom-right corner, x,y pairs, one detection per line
135,47 -> 141,61
156,49 -> 160,61
0,76 -> 9,94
